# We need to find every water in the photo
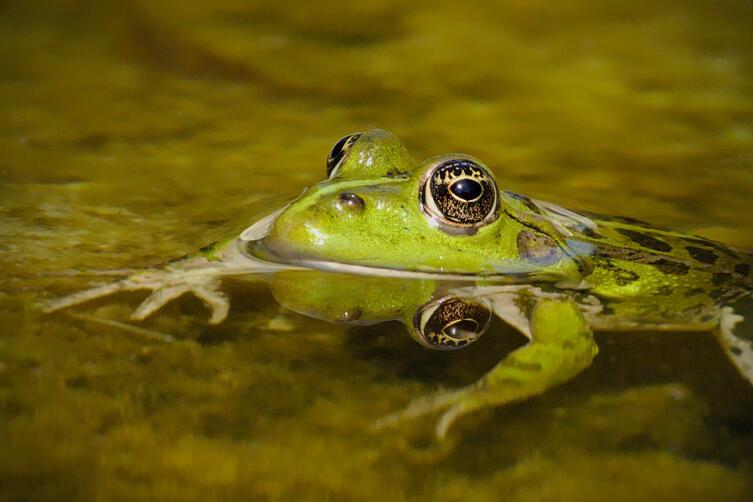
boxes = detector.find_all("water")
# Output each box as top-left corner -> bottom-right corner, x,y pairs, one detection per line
1,1 -> 753,500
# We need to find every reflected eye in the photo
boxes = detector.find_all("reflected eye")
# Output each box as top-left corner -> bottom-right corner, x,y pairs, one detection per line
420,158 -> 499,234
326,132 -> 363,179
413,296 -> 492,350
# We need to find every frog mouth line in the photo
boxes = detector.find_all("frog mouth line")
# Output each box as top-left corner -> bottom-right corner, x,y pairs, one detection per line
237,207 -> 569,282
242,237 -> 562,283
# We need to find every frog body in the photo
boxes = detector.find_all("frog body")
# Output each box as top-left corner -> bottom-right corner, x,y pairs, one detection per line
533,201 -> 753,330
45,129 -> 753,439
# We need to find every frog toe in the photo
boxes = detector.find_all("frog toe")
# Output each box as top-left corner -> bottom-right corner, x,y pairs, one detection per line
191,282 -> 230,324
129,279 -> 230,324
435,399 -> 477,440
44,278 -> 136,313
373,387 -> 467,438
130,285 -> 191,321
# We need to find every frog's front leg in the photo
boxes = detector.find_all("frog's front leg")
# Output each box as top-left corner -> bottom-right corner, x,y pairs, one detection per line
44,257 -> 231,324
377,297 -> 597,439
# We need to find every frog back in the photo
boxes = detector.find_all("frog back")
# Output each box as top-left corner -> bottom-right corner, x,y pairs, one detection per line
533,200 -> 753,305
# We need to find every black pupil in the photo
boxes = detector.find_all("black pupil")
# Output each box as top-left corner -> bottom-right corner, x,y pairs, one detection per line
445,318 -> 479,339
449,179 -> 483,201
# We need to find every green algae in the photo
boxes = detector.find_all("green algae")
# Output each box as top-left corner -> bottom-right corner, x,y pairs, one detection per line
1,0 -> 753,500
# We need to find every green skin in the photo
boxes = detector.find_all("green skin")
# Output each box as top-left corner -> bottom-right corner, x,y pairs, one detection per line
46,129 -> 753,439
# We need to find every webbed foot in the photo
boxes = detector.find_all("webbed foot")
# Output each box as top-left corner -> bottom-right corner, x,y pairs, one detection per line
44,260 -> 231,324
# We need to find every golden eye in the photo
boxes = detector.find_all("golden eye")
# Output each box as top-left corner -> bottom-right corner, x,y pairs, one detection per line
326,133 -> 363,179
420,158 -> 499,234
412,296 -> 492,350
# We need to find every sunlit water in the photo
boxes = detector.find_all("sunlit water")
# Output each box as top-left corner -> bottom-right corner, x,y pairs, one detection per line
1,1 -> 753,500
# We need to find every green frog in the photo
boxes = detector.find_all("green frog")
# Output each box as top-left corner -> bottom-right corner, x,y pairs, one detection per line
45,129 -> 753,439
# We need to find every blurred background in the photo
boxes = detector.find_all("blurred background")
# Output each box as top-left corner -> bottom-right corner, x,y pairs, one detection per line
1,1 -> 752,500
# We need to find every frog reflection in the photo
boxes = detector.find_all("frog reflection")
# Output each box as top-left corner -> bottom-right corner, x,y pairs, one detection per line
269,270 -> 492,351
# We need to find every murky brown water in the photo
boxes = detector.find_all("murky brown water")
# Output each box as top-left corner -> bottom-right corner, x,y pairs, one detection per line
1,1 -> 753,500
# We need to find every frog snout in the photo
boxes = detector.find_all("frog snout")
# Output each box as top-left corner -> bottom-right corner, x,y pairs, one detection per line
263,191 -> 358,256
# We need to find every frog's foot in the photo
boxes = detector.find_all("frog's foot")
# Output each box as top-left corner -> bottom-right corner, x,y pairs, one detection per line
374,385 -> 490,440
44,267 -> 230,324
716,306 -> 753,385
130,277 -> 229,324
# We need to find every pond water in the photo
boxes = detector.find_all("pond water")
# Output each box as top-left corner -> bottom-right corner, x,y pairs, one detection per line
1,1 -> 753,500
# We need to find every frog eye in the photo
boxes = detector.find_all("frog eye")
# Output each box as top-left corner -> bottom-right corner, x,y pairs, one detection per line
420,158 -> 499,234
412,296 -> 492,350
326,132 -> 363,179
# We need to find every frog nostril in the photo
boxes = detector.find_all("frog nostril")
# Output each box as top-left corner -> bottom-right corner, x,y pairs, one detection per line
336,192 -> 365,212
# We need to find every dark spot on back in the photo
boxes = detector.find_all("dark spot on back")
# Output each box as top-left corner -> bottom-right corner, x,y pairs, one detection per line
582,227 -> 604,239
682,236 -> 739,259
614,215 -> 654,226
685,246 -> 718,265
734,263 -> 751,276
599,258 -> 640,286
595,245 -> 656,263
615,228 -> 672,253
650,258 -> 690,276
584,212 -> 660,229
730,346 -> 742,356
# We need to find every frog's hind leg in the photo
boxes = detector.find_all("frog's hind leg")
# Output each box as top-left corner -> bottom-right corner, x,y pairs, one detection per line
376,297 -> 598,439
716,306 -> 753,386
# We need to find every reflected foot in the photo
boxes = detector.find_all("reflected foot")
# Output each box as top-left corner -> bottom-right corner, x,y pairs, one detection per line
374,385 -> 482,441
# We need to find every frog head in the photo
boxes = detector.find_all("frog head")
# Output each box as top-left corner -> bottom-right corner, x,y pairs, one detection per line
255,129 -> 588,281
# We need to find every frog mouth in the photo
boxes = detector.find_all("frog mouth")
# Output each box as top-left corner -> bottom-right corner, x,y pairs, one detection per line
243,235 -> 562,284
236,206 -> 467,279
244,237 -> 489,280
238,208 -> 568,282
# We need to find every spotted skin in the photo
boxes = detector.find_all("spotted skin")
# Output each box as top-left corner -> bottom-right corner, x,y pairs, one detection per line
541,207 -> 753,330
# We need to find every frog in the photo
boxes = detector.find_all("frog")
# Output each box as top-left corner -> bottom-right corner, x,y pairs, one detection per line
45,129 -> 753,439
